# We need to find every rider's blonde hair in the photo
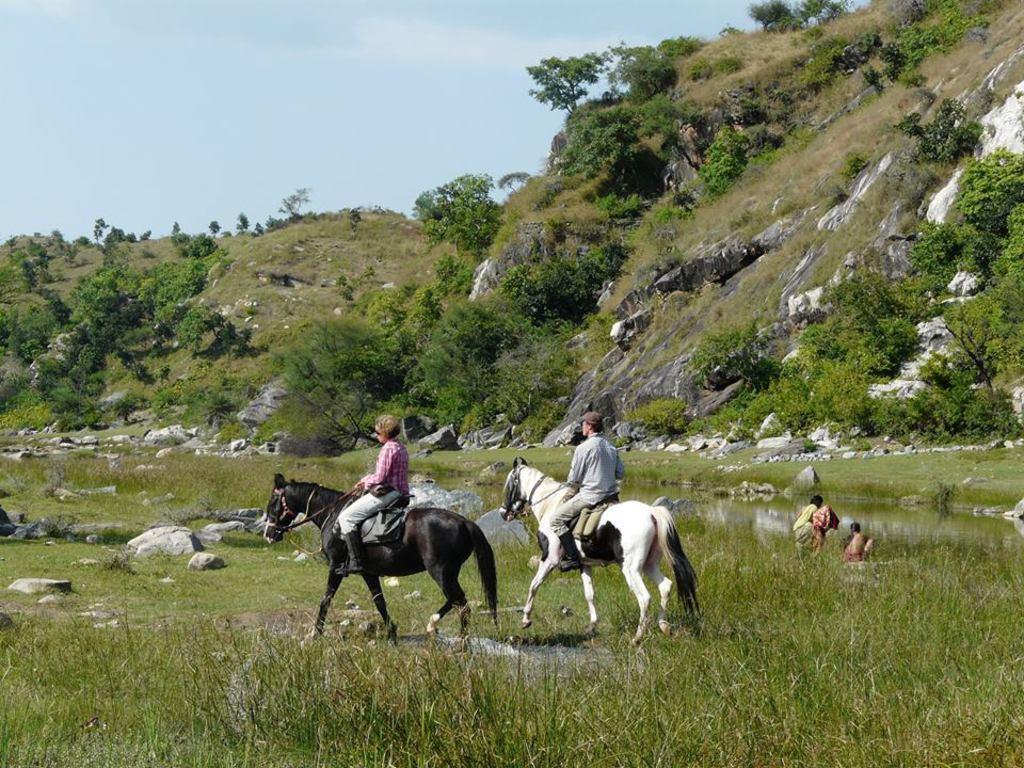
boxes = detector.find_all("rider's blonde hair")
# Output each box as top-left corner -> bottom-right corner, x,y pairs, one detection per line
375,414 -> 401,440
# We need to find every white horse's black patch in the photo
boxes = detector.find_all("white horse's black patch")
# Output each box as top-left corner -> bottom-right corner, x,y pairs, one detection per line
537,524 -> 622,563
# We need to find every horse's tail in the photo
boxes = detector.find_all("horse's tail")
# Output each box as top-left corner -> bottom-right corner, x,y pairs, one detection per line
469,521 -> 499,625
652,505 -> 700,618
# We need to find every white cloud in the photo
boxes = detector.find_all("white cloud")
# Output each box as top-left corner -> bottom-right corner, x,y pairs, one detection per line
0,0 -> 81,19
347,17 -> 615,70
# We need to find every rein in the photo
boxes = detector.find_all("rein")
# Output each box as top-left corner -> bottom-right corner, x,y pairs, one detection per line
276,487 -> 353,533
516,468 -> 567,509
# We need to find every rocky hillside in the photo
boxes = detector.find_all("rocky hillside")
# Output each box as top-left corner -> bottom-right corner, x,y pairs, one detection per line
470,0 -> 1024,448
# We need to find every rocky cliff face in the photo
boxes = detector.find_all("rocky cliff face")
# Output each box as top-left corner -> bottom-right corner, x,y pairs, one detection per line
538,9 -> 1024,444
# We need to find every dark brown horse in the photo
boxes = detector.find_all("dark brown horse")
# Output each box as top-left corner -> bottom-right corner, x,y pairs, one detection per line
264,474 -> 497,641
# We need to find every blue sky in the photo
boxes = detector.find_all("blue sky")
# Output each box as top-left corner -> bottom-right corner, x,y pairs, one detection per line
3,1 -> 800,239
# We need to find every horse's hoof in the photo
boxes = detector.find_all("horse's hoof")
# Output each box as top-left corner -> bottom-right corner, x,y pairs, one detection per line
658,620 -> 671,636
521,618 -> 532,630
584,623 -> 598,639
631,635 -> 643,647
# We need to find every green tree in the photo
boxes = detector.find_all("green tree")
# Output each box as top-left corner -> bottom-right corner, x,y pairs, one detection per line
92,218 -> 108,245
526,53 -> 607,113
608,45 -> 677,101
280,319 -> 402,450
748,0 -> 798,31
691,322 -> 778,389
897,99 -> 981,163
416,174 -> 501,258
279,187 -> 311,219
561,106 -> 642,182
236,213 -> 250,233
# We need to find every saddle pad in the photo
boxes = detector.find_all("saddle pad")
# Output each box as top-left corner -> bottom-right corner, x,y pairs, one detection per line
359,508 -> 406,545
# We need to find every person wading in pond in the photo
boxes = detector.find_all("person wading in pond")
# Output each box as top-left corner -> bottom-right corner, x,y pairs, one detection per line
547,411 -> 624,572
793,494 -> 838,551
334,414 -> 409,575
842,521 -> 874,562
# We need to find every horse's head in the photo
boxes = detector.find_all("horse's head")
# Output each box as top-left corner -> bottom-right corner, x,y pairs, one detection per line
264,473 -> 300,543
500,457 -> 529,522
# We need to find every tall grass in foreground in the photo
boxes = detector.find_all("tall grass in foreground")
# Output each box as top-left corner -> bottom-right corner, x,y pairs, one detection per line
2,523 -> 1024,767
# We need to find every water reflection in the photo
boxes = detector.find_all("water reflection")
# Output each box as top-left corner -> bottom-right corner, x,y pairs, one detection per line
470,481 -> 1022,546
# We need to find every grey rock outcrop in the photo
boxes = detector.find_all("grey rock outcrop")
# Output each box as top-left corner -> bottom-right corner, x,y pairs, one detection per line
459,425 -> 511,450
475,509 -> 530,546
418,424 -> 460,451
787,286 -> 828,326
237,380 -> 288,430
400,415 -> 437,443
409,483 -> 485,520
610,309 -> 652,350
793,465 -> 821,489
143,425 -> 197,446
127,526 -> 203,557
469,222 -> 548,300
947,271 -> 980,297
818,153 -> 895,231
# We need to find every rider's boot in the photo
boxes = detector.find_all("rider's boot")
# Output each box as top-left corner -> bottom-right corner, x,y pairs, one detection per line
340,531 -> 367,575
557,531 -> 584,572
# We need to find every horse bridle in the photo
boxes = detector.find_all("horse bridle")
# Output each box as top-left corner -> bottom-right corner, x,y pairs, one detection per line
272,485 -> 352,533
502,465 -> 567,520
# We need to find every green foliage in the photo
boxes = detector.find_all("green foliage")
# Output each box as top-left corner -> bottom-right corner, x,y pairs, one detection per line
714,56 -> 744,75
691,321 -> 778,390
0,392 -> 53,430
958,150 -> 1024,237
885,0 -> 987,80
595,193 -> 645,220
799,36 -> 849,90
5,304 -> 60,363
608,45 -> 677,101
657,36 -> 703,58
280,319 -> 403,449
749,0 -> 799,31
526,53 -> 607,113
796,0 -> 850,25
416,174 -> 502,259
841,152 -> 869,181
800,273 -> 924,376
412,300 -> 527,425
897,99 -> 981,163
628,398 -> 689,435
433,254 -> 474,296
911,222 -> 1001,288
561,106 -> 643,183
178,233 -> 219,260
687,58 -> 714,81
699,127 -> 750,198
499,244 -> 626,325
995,204 -> 1024,280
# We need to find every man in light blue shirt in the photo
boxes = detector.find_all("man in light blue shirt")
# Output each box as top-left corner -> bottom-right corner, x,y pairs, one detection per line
547,411 -> 625,571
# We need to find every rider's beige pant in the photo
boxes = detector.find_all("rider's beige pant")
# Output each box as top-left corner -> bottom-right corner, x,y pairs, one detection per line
336,490 -> 401,535
547,495 -> 592,537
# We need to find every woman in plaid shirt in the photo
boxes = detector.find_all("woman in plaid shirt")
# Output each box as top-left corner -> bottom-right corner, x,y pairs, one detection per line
335,414 -> 409,575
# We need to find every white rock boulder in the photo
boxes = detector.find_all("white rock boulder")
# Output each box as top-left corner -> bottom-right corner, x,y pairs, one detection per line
127,526 -> 203,557
8,578 -> 72,595
188,553 -> 226,571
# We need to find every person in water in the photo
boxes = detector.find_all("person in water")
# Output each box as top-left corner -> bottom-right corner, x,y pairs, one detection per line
793,494 -> 839,551
842,521 -> 874,562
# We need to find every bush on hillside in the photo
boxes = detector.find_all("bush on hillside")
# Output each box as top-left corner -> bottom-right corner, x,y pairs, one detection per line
688,58 -> 714,81
699,127 -> 750,197
800,272 -> 924,376
749,0 -> 799,31
691,322 -> 778,390
958,150 -> 1024,237
897,99 -> 981,163
995,204 -> 1024,280
658,36 -> 703,58
911,222 -> 1001,288
561,105 -> 643,183
841,152 -> 869,181
628,398 -> 689,435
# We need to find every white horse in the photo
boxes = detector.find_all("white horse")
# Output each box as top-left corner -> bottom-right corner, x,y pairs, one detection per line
499,457 -> 699,644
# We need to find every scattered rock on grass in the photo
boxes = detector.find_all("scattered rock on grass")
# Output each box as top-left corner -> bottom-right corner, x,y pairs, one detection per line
0,613 -> 13,630
384,577 -> 400,588
127,526 -> 202,557
8,578 -> 72,595
475,510 -> 529,546
187,553 -> 225,571
793,465 -> 820,489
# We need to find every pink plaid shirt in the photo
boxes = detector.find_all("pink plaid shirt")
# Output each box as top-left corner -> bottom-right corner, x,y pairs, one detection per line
360,439 -> 409,494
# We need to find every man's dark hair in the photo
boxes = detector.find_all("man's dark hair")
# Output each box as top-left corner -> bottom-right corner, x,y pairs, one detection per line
582,411 -> 604,432
850,521 -> 861,533
810,494 -> 824,506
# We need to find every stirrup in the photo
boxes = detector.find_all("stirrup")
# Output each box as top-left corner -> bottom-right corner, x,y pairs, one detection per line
558,557 -> 583,572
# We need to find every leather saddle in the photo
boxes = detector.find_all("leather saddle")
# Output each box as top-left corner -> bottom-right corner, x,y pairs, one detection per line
358,493 -> 412,545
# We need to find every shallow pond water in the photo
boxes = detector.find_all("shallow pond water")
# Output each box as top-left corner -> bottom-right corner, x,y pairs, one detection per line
461,477 -> 1024,547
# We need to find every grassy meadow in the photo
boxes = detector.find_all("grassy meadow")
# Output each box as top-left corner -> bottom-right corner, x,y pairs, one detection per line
1,448 -> 1024,766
